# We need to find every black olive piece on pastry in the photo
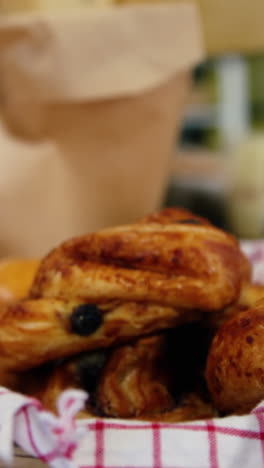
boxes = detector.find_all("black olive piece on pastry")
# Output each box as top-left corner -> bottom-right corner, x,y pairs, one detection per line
0,299 -> 199,382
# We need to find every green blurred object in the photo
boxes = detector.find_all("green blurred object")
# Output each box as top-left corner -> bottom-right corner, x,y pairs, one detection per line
249,54 -> 264,129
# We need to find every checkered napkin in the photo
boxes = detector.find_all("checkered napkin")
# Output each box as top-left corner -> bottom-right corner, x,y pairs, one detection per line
0,240 -> 264,468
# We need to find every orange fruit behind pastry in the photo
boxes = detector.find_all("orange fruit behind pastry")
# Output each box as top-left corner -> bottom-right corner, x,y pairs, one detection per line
0,258 -> 40,303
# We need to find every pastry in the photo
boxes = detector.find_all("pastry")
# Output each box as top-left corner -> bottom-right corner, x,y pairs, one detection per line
139,393 -> 217,423
207,282 -> 264,331
0,207 -> 251,421
206,299 -> 264,414
0,298 -> 198,381
37,334 -> 216,423
96,335 -> 175,418
0,208 -> 248,377
31,207 -> 249,311
38,336 -> 174,419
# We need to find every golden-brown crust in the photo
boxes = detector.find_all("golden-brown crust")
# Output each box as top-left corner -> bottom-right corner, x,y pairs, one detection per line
37,335 -> 216,423
239,251 -> 253,284
31,208 -> 247,311
239,282 -> 264,306
206,299 -> 264,414
139,393 -> 217,423
38,337 -> 216,423
0,298 -> 199,377
39,336 -> 176,419
207,282 -> 264,331
36,359 -> 94,418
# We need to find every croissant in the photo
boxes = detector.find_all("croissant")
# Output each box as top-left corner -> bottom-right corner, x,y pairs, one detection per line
206,299 -> 264,414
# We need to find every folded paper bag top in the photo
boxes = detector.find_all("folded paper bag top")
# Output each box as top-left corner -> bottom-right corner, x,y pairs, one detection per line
0,4 -> 204,257
0,5 -> 204,101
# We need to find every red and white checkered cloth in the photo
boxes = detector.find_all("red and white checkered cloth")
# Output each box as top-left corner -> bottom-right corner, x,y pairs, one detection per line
0,240 -> 264,468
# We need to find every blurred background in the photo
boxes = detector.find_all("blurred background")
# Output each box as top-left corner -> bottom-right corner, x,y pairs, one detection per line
1,0 -> 264,258
165,54 -> 264,238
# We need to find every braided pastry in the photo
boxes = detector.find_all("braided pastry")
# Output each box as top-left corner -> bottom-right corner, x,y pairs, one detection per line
0,299 -> 197,379
97,335 -> 175,418
37,334 -> 216,423
38,336 -> 174,419
206,299 -> 264,414
96,328 -> 215,420
30,208 -> 248,311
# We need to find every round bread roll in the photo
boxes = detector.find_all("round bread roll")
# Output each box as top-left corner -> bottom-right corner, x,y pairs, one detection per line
206,299 -> 264,414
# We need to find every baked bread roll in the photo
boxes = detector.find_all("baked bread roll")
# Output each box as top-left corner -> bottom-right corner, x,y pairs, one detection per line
206,299 -> 264,414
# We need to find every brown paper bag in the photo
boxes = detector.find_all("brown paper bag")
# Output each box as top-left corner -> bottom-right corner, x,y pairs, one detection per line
0,4 -> 204,257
